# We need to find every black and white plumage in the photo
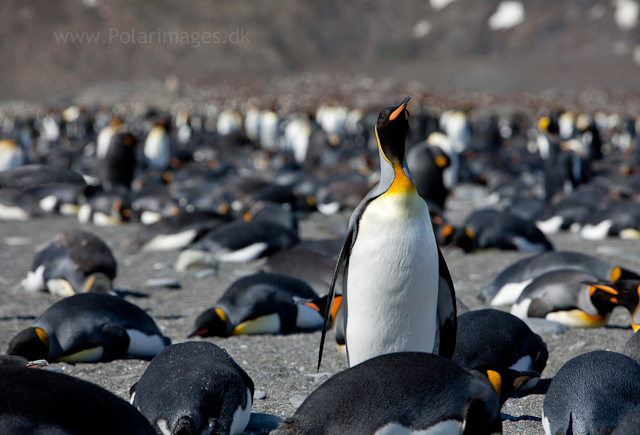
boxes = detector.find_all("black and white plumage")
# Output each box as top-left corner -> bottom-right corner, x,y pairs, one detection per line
7,293 -> 170,363
479,251 -> 638,306
318,96 -> 456,369
0,362 -> 156,435
189,273 -> 322,338
22,229 -> 117,297
274,352 -> 536,435
131,341 -> 254,435
543,351 -> 640,435
453,209 -> 554,253
453,309 -> 548,390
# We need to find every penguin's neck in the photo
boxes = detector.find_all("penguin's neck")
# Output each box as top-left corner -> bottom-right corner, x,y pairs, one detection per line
387,164 -> 417,196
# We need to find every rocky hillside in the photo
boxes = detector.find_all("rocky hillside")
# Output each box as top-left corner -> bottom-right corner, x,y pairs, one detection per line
2,0 -> 640,100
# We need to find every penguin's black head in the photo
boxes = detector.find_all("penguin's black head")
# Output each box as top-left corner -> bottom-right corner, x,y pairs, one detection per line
471,365 -> 540,406
376,96 -> 411,165
188,307 -> 229,338
586,280 -> 640,331
7,327 -> 50,361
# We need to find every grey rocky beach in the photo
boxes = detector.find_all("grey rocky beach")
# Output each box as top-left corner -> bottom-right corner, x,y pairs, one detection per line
1,184 -> 638,434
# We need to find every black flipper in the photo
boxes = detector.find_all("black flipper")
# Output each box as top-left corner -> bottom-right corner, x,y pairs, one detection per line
317,227 -> 353,371
436,246 -> 457,359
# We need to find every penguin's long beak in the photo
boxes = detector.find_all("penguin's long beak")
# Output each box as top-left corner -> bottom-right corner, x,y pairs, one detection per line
389,96 -> 411,121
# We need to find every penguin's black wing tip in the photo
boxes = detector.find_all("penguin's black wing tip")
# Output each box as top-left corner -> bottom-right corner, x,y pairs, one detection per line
318,228 -> 353,371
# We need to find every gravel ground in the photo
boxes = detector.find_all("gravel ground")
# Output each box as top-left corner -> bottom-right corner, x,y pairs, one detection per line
1,187 -> 639,434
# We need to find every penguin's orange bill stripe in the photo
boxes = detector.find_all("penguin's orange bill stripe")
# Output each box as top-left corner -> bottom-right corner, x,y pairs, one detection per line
610,297 -> 619,304
513,376 -> 530,387
443,225 -> 453,238
387,165 -> 416,195
389,96 -> 411,121
589,284 -> 618,296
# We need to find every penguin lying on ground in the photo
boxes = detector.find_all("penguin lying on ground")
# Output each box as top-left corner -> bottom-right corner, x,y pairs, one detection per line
131,341 -> 253,435
479,251 -> 639,306
175,202 -> 299,271
543,351 -> 640,435
319,96 -> 457,369
453,309 -> 547,391
585,280 -> 640,331
22,229 -> 117,297
453,209 -> 554,253
131,209 -> 231,252
0,359 -> 156,435
510,270 -> 627,327
188,273 -> 322,338
7,293 -> 170,362
273,352 -> 538,435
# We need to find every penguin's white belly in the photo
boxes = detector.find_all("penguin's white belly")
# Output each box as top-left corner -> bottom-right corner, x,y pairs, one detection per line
346,193 -> 438,367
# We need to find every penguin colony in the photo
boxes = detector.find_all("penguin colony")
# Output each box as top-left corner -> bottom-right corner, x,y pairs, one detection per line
3,95 -> 640,434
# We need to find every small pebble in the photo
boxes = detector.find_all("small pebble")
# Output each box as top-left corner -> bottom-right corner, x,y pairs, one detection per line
194,268 -> 217,279
145,278 -> 181,289
568,340 -> 587,351
254,390 -> 266,400
523,318 -> 569,336
289,397 -> 306,408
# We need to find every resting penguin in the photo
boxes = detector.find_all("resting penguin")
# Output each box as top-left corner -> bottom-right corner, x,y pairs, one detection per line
510,270 -> 625,327
479,251 -> 640,306
452,309 -> 548,391
22,229 -> 117,297
175,206 -> 299,271
188,273 -> 323,338
131,341 -> 253,435
0,362 -> 156,434
7,293 -> 170,363
273,352 -> 538,435
318,96 -> 457,369
586,280 -> 640,331
453,209 -> 554,253
543,351 -> 640,435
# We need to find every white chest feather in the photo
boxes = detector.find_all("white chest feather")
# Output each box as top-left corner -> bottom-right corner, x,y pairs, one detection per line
346,192 -> 439,367
126,329 -> 167,357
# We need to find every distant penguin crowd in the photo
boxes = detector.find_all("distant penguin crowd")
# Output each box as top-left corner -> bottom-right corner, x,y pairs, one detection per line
3,92 -> 640,434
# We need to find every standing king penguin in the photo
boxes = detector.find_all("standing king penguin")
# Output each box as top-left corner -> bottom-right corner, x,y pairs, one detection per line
318,96 -> 457,368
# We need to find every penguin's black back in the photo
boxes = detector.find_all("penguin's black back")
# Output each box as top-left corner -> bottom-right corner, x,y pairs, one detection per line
453,309 -> 547,374
465,209 -> 553,251
481,251 -> 617,303
0,365 -> 156,435
623,332 -> 640,366
0,164 -> 86,189
132,341 -> 254,435
32,230 -> 117,279
217,273 -> 318,331
33,293 -> 165,358
544,351 -> 640,435
274,352 -> 501,435
406,143 -> 449,209
191,220 -> 299,254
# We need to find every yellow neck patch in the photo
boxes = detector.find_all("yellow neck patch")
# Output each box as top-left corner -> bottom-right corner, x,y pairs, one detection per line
215,308 -> 228,324
387,165 -> 416,195
35,328 -> 49,347
486,370 -> 502,401
611,267 -> 622,282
